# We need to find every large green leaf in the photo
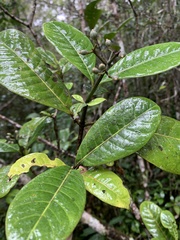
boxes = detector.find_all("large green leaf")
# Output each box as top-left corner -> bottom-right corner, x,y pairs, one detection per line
138,116 -> 180,175
102,42 -> 180,82
160,210 -> 178,240
0,139 -> 19,153
18,117 -> 48,149
0,29 -> 72,114
8,153 -> 65,179
82,168 -> 130,209
6,166 -> 86,240
43,21 -> 96,83
140,201 -> 171,239
76,97 -> 161,166
0,166 -> 19,198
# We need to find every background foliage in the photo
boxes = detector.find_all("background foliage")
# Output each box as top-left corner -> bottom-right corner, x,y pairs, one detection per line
0,0 -> 179,239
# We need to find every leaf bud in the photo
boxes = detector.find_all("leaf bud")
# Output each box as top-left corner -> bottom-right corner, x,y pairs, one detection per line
90,29 -> 98,39
92,67 -> 100,74
79,50 -> 91,55
98,63 -> 106,71
105,39 -> 111,46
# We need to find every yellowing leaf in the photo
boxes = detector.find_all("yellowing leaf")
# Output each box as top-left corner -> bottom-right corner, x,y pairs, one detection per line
82,168 -> 130,209
8,153 -> 65,178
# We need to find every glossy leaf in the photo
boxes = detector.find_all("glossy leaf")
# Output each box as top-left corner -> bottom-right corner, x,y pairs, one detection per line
0,29 -> 72,114
18,117 -> 48,149
160,210 -> 178,240
82,168 -> 130,209
87,98 -> 106,106
140,201 -> 171,239
84,0 -> 102,29
72,94 -> 85,103
0,139 -> 19,153
43,21 -> 96,83
102,42 -> 180,82
8,153 -> 65,179
36,47 -> 58,68
138,116 -> 180,175
0,166 -> 19,198
76,97 -> 161,166
6,166 -> 86,240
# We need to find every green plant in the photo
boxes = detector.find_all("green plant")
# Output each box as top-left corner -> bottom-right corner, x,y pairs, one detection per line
0,21 -> 179,239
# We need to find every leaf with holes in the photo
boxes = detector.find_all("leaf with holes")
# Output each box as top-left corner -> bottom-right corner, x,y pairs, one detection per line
138,116 -> 180,175
6,166 -> 86,240
0,166 -> 19,198
0,29 -> 72,114
102,42 -> 180,82
43,21 -> 96,83
8,153 -> 65,179
82,168 -> 130,209
76,97 -> 161,166
0,139 -> 19,153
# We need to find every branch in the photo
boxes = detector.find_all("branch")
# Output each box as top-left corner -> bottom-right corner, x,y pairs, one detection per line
0,114 -> 75,159
81,211 -> 130,240
0,3 -> 41,46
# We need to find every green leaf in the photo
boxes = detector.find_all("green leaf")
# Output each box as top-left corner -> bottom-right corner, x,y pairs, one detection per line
76,97 -> 161,166
87,98 -> 106,106
18,117 -> 48,149
36,47 -> 58,68
140,201 -> 171,239
8,153 -> 65,179
82,168 -> 130,209
0,166 -> 19,198
43,21 -> 96,83
138,116 -> 180,175
0,29 -> 72,114
102,42 -> 180,82
72,94 -> 85,103
6,166 -> 86,240
160,210 -> 178,240
0,139 -> 19,153
70,102 -> 87,118
84,0 -> 102,29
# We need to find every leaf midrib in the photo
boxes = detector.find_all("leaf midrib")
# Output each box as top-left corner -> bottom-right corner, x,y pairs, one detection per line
27,167 -> 72,240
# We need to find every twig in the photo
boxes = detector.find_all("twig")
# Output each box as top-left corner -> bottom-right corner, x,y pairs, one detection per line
0,95 -> 17,111
28,0 -> 37,27
0,114 -> 21,129
52,110 -> 61,157
77,73 -> 105,148
127,0 -> 139,48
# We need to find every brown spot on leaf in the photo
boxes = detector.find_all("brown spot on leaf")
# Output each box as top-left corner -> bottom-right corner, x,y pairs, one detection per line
21,164 -> 25,168
102,190 -> 106,194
